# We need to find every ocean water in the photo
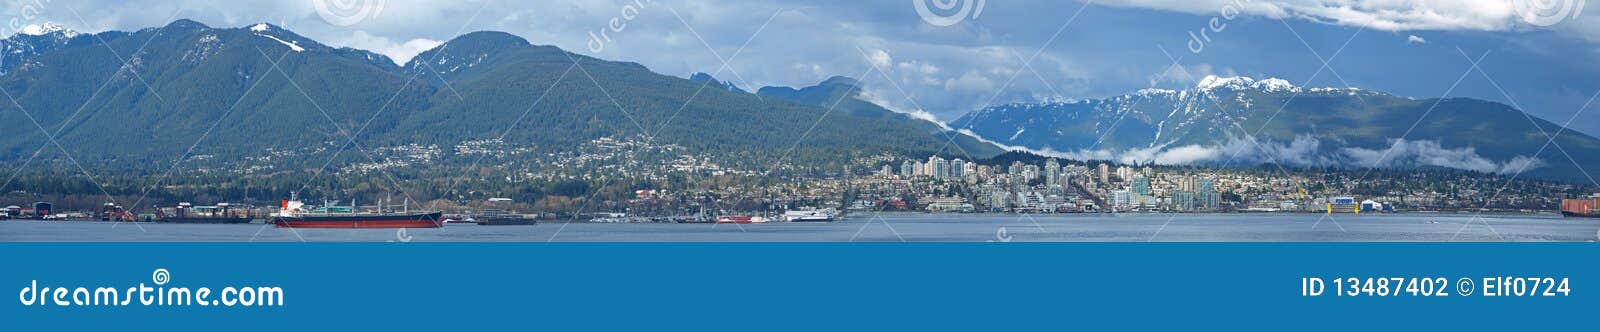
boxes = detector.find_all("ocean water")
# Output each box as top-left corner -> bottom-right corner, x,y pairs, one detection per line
1,213 -> 1597,242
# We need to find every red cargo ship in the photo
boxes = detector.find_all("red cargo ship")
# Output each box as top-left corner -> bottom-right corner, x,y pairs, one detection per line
271,197 -> 443,229
1561,195 -> 1600,218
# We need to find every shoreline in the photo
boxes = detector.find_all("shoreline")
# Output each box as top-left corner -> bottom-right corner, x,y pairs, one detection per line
3,210 -> 1578,224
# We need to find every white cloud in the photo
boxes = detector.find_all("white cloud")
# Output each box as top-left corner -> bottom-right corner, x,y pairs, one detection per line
944,70 -> 996,93
1099,0 -> 1532,32
1150,144 -> 1224,164
858,87 -> 947,126
1152,63 -> 1236,86
1498,155 -> 1547,174
327,30 -> 442,65
895,60 -> 943,85
866,49 -> 893,69
1407,34 -> 1427,44
897,60 -> 941,75
1341,138 -> 1545,174
18,0 -> 1596,128
958,129 -> 1052,154
1024,135 -> 1541,175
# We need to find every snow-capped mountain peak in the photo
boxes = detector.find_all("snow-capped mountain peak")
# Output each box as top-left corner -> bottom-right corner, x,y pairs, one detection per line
19,23 -> 76,38
1195,75 -> 1299,93
947,70 -> 1600,181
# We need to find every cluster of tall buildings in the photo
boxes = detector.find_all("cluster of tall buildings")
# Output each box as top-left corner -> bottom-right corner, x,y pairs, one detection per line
892,156 -> 1092,189
1114,175 -> 1220,211
900,156 -> 973,180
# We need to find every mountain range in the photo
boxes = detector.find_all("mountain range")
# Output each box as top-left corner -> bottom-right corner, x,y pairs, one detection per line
0,19 -> 1592,185
950,76 -> 1600,182
0,19 -> 1001,173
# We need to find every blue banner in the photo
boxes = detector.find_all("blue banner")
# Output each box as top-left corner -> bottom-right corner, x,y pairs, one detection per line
2,243 -> 1594,330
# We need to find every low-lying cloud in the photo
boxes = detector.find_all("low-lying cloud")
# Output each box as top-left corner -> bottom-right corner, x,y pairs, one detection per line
1039,134 -> 1329,167
1010,135 -> 1544,175
1342,138 -> 1546,174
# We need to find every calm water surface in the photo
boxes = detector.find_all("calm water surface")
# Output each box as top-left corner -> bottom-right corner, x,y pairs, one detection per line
2,214 -> 1598,242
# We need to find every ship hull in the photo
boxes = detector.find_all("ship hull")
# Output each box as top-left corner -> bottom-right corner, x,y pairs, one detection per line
272,212 -> 443,229
1562,211 -> 1600,218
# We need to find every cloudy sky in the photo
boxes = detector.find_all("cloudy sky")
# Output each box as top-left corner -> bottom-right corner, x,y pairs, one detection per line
6,0 -> 1599,135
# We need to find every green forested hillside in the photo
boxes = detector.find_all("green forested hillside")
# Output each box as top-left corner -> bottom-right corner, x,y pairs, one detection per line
0,20 -> 999,170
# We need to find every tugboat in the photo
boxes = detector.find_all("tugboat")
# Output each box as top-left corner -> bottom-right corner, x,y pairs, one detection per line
99,203 -> 133,222
157,202 -> 253,224
270,194 -> 442,229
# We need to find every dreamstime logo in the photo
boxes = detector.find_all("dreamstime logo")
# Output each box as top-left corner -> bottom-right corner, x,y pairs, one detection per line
18,269 -> 284,307
586,0 -> 653,54
312,0 -> 386,27
389,228 -> 413,243
913,0 -> 985,27
151,268 -> 171,285
1515,0 -> 1586,27
987,226 -> 1013,242
1184,0 -> 1255,54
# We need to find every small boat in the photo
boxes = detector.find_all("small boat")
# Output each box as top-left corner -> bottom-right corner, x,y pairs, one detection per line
442,217 -> 478,224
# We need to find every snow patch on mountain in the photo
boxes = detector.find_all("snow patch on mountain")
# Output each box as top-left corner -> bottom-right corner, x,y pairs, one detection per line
182,33 -> 224,63
247,24 -> 305,52
258,34 -> 303,52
